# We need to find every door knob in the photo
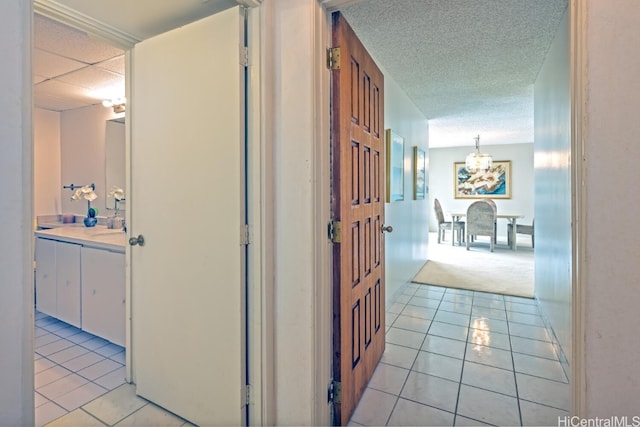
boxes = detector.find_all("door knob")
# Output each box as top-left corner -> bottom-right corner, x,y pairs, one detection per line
129,235 -> 145,246
381,225 -> 393,233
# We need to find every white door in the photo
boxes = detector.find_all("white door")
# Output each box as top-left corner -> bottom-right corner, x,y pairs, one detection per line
130,6 -> 246,426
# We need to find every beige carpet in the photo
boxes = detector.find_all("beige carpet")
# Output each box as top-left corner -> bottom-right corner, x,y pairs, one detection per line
412,232 -> 534,298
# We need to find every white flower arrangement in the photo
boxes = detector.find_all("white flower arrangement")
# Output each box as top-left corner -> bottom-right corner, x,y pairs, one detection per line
108,186 -> 126,216
70,185 -> 98,217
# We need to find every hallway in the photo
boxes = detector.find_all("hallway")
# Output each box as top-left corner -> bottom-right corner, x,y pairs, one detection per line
349,284 -> 569,426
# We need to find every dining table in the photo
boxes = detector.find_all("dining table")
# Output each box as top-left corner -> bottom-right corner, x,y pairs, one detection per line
449,212 -> 524,251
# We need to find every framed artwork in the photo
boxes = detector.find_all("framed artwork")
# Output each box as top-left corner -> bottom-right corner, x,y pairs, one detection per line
385,129 -> 404,202
413,147 -> 426,200
454,160 -> 512,199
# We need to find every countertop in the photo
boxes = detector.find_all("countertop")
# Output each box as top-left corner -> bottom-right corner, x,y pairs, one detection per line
35,226 -> 126,253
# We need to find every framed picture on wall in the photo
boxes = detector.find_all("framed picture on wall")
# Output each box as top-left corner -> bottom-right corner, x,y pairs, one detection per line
386,129 -> 404,202
413,147 -> 426,200
454,160 -> 512,199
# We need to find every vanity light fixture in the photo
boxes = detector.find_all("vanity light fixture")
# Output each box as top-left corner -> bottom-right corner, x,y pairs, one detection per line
103,97 -> 126,113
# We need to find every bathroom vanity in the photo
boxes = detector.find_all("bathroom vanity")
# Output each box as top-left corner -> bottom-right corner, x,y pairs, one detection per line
34,226 -> 126,346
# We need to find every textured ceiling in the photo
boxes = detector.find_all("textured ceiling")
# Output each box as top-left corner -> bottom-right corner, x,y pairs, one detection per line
34,14 -> 124,112
35,0 -> 568,148
340,0 -> 568,147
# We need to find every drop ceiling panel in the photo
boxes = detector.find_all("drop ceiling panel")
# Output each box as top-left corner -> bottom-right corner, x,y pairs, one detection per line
95,55 -> 125,75
34,14 -> 123,64
34,93 -> 93,112
35,79 -> 101,105
56,66 -> 124,94
33,48 -> 86,79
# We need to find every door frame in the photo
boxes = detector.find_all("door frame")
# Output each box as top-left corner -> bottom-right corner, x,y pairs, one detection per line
32,2 -> 268,425
24,0 -> 588,424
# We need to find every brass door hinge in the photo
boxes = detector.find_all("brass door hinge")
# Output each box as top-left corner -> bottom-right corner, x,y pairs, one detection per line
328,220 -> 342,243
327,47 -> 341,70
327,380 -> 341,404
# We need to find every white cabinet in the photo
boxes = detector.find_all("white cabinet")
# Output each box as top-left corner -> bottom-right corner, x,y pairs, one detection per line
35,237 -> 81,327
35,238 -> 57,317
81,246 -> 125,346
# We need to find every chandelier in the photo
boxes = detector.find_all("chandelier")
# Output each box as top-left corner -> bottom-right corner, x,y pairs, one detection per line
465,135 -> 492,172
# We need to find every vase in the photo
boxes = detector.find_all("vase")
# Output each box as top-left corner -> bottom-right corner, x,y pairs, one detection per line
83,216 -> 98,227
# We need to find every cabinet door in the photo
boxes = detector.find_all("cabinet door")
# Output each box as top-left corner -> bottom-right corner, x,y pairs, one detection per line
81,246 -> 125,346
56,242 -> 82,327
35,238 -> 57,317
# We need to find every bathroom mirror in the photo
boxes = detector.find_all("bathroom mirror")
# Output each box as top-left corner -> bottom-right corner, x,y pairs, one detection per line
105,118 -> 126,211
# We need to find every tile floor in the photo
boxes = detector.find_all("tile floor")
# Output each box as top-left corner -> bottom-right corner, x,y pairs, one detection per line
348,284 -> 570,426
34,311 -> 127,426
37,284 -> 569,426
35,311 -> 193,426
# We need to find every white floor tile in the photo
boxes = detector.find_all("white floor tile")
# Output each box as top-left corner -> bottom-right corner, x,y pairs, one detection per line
37,339 -> 76,357
47,345 -> 90,365
470,316 -> 509,334
114,403 -> 187,426
387,397 -> 455,426
510,335 -> 558,360
513,353 -> 567,382
35,365 -> 72,390
36,333 -> 62,348
507,311 -> 546,327
465,342 -> 514,371
454,414 -> 492,426
93,343 -> 124,358
61,352 -> 106,372
400,371 -> 459,413
45,408 -> 107,427
412,351 -> 463,382
461,361 -> 516,397
94,366 -> 127,390
456,384 -> 520,426
434,310 -> 470,327
380,343 -> 419,369
414,286 -> 445,300
438,301 -> 473,315
367,363 -> 410,396
401,304 -> 436,320
408,296 -> 441,309
471,306 -> 507,321
35,401 -> 67,427
519,400 -> 569,426
54,382 -> 108,411
35,357 -> 56,374
421,335 -> 467,360
349,388 -> 396,426
388,302 -> 406,314
516,372 -> 570,410
38,373 -> 89,400
77,359 -> 122,381
386,327 -> 426,349
392,314 -> 432,333
468,329 -> 512,351
82,384 -> 148,426
505,301 -> 540,315
428,321 -> 469,341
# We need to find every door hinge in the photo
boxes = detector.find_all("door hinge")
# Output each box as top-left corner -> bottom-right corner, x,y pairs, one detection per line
328,220 -> 342,243
241,224 -> 250,246
240,46 -> 249,67
328,380 -> 341,404
242,384 -> 251,407
327,47 -> 341,70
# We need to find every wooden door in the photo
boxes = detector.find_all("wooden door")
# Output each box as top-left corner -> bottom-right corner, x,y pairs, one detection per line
331,12 -> 386,425
130,6 -> 246,426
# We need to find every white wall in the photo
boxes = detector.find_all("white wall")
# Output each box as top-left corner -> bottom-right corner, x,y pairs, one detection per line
583,0 -> 640,416
0,0 -> 34,424
383,74 -> 430,303
429,144 -> 534,241
533,8 -> 572,371
60,104 -> 121,216
34,108 -> 61,217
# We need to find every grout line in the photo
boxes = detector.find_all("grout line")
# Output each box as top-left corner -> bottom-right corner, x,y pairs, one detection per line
505,296 -> 524,427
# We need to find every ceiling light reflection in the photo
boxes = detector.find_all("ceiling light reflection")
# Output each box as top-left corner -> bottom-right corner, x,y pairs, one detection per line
471,317 -> 490,350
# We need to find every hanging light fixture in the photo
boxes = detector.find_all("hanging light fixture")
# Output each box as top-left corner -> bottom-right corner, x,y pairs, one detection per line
465,134 -> 492,172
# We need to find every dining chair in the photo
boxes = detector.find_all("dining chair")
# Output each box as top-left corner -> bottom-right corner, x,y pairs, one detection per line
466,200 -> 497,252
508,218 -> 534,248
485,199 -> 498,244
434,198 -> 465,245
